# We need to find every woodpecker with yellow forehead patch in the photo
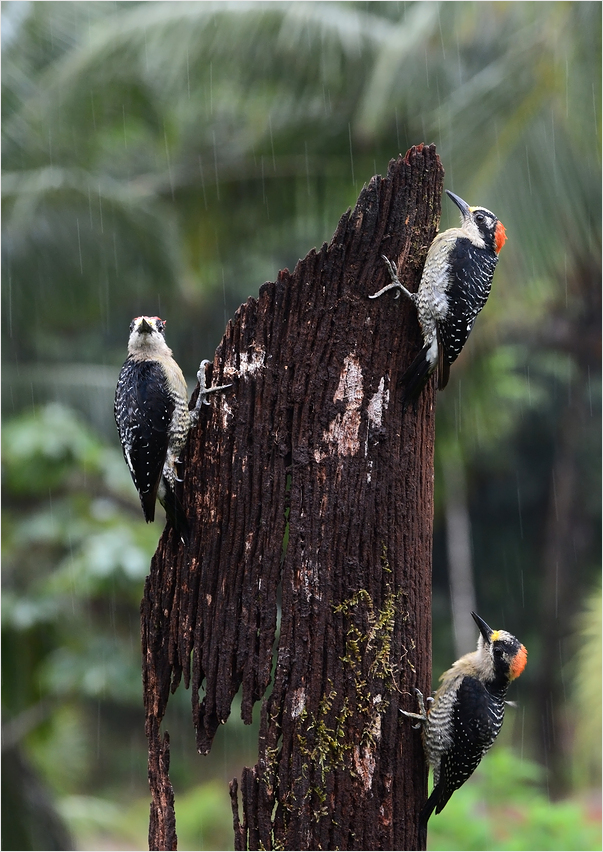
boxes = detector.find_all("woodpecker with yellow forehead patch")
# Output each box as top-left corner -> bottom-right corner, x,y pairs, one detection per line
114,316 -> 230,544
370,190 -> 507,406
401,611 -> 527,845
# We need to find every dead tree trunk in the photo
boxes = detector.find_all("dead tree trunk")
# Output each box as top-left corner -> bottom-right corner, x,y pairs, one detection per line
141,144 -> 443,851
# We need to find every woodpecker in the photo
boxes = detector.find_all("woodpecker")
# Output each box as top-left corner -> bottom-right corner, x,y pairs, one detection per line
114,316 -> 230,544
401,611 -> 527,845
370,190 -> 507,406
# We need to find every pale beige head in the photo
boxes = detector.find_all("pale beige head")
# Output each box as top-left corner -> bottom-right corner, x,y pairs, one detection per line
127,315 -> 172,358
446,190 -> 507,255
471,611 -> 528,682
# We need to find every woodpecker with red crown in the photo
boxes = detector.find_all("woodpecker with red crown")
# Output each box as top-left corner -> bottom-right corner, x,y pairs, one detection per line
370,190 -> 507,407
114,316 -> 230,544
400,611 -> 527,846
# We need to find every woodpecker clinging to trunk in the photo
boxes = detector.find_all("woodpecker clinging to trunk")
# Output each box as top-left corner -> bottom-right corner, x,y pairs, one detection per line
401,611 -> 527,846
114,316 -> 231,544
370,190 -> 507,407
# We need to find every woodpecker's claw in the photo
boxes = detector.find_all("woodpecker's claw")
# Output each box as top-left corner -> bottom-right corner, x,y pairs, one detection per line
195,359 -> 232,408
199,382 -> 233,404
383,255 -> 401,284
369,255 -> 416,302
400,708 -> 427,724
399,687 -> 429,725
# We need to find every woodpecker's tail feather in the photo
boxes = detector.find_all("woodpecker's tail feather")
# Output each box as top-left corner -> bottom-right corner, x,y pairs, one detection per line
158,479 -> 190,545
418,817 -> 428,851
418,785 -> 442,847
140,490 -> 157,524
400,345 -> 435,410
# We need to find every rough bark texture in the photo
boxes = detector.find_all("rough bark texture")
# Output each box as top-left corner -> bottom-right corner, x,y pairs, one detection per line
142,144 -> 444,851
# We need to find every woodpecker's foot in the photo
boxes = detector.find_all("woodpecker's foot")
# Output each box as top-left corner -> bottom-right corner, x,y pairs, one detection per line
369,256 -> 416,302
400,688 -> 429,728
194,360 -> 232,409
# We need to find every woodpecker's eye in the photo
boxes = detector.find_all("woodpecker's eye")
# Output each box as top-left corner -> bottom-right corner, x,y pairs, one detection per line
474,212 -> 485,224
493,647 -> 503,659
129,321 -> 135,332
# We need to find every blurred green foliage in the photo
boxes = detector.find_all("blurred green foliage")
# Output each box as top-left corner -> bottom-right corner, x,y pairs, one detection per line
427,748 -> 602,851
571,583 -> 603,791
59,780 -> 234,851
1,403 -> 151,848
1,402 -> 259,849
1,403 -> 153,734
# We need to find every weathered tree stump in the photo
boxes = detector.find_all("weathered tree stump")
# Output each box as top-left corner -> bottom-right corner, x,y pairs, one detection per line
141,144 -> 444,851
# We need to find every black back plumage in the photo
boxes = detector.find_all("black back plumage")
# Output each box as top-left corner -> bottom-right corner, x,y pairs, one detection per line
114,358 -> 174,522
418,674 -> 507,840
438,238 -> 498,366
435,676 -> 505,814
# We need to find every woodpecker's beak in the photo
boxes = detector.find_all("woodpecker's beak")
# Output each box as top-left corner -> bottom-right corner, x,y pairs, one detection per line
471,611 -> 494,644
446,190 -> 472,223
138,318 -> 153,334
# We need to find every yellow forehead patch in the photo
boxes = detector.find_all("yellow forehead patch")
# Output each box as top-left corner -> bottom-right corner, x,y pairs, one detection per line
490,629 -> 501,641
